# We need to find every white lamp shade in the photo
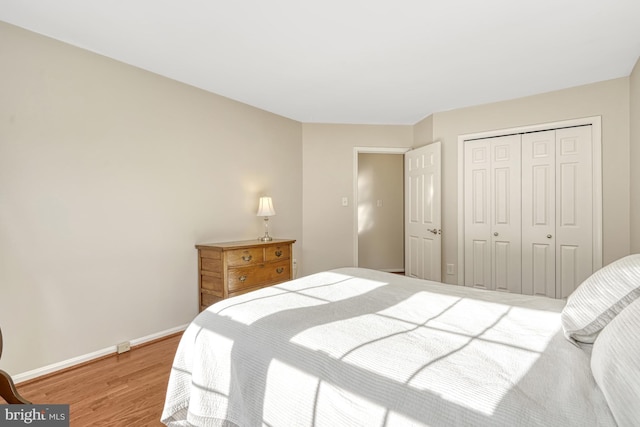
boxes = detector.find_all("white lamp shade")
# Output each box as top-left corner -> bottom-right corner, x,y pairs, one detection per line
257,196 -> 276,217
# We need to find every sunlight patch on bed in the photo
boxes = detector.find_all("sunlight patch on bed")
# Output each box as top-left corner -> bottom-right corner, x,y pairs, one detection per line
264,359 -> 397,427
211,289 -> 326,325
212,271 -> 391,325
288,292 -> 562,417
276,271 -> 391,300
263,359 -> 319,426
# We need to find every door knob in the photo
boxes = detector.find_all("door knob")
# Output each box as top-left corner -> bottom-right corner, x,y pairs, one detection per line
428,228 -> 438,235
547,234 -> 553,239
493,232 -> 499,236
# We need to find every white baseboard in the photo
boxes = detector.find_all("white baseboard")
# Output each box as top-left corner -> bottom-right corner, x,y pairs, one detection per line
14,324 -> 188,384
129,324 -> 187,347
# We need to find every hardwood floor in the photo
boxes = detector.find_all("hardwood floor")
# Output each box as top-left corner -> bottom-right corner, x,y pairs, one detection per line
15,333 -> 182,427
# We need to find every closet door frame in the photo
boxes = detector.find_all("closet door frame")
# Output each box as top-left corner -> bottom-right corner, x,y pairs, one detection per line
456,116 -> 602,287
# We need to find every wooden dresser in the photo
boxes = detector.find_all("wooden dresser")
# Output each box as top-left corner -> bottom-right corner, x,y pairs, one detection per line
196,239 -> 296,311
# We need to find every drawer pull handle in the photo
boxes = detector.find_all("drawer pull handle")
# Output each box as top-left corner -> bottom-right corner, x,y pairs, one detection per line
239,275 -> 247,282
275,250 -> 283,257
242,255 -> 252,262
276,267 -> 284,274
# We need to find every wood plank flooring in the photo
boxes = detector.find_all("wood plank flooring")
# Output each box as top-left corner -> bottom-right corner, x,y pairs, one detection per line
15,333 -> 182,427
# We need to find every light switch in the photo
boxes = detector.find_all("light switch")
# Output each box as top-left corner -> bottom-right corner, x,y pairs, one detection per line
341,197 -> 348,207
376,200 -> 383,207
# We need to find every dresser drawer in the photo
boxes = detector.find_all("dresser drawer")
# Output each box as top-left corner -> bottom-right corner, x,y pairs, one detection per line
201,292 -> 223,308
200,249 -> 222,273
200,272 -> 223,294
226,247 -> 263,267
228,260 -> 290,293
265,244 -> 291,262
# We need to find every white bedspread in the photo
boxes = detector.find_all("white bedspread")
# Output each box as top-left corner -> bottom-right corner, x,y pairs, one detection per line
162,268 -> 615,427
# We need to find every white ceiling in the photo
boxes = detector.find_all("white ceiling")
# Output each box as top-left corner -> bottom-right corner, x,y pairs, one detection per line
2,0 -> 640,125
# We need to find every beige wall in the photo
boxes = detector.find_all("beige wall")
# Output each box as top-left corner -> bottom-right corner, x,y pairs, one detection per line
357,153 -> 404,271
0,22 -> 302,375
301,124 -> 413,274
415,78 -> 631,284
631,57 -> 640,252
413,113 -> 434,147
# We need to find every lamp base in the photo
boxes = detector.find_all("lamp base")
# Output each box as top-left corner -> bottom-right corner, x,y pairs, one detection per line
258,217 -> 273,242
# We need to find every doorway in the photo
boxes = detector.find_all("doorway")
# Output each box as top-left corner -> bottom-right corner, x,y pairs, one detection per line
353,143 -> 442,279
357,152 -> 404,272
353,147 -> 409,273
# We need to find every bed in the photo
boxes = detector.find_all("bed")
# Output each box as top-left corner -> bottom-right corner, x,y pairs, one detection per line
162,257 -> 640,426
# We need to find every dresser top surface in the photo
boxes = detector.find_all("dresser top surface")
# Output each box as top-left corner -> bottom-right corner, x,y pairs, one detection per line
196,238 -> 296,250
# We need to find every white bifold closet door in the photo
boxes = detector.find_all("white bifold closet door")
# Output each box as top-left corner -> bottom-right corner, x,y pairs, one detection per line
464,126 -> 593,297
521,126 -> 593,298
464,134 -> 521,293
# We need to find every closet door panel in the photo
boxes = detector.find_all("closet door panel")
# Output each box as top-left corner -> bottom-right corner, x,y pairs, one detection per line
471,240 -> 490,287
464,140 -> 492,289
490,135 -> 521,293
493,241 -> 512,292
531,244 -> 553,296
522,131 -> 556,297
555,126 -> 593,298
559,245 -> 579,298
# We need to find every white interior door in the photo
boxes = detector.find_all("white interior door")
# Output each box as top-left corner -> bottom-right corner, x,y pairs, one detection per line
404,141 -> 441,281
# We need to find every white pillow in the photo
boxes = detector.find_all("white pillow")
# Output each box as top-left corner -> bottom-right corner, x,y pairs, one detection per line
591,297 -> 640,427
561,254 -> 640,343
